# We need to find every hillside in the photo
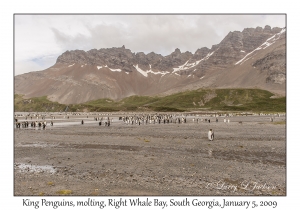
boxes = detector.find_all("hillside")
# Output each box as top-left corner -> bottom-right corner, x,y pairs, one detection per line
14,88 -> 286,113
14,25 -> 286,104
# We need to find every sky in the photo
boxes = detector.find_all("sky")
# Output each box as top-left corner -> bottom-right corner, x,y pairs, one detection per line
14,14 -> 286,75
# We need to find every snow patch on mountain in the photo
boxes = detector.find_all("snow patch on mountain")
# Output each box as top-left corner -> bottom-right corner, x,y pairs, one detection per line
133,64 -> 148,77
148,70 -> 169,76
97,65 -> 121,72
172,60 -> 190,73
133,64 -> 169,77
235,28 -> 286,65
108,67 -> 122,72
172,51 -> 215,73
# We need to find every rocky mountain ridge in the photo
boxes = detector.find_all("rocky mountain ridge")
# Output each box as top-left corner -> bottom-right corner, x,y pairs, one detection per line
15,25 -> 286,104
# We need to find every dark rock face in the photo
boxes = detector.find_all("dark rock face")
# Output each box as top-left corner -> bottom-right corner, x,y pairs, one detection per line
253,46 -> 286,84
192,47 -> 210,60
252,29 -> 286,84
15,25 -> 286,104
152,49 -> 193,72
181,25 -> 283,79
206,25 -> 278,65
57,46 -> 194,72
56,25 -> 282,75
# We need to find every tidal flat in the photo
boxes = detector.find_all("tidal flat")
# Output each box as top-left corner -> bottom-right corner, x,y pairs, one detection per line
14,112 -> 286,196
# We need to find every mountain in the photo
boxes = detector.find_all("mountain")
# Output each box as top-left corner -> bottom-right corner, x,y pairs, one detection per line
15,25 -> 286,104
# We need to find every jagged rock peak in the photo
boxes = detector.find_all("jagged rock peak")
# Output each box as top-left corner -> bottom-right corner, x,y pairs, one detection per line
263,25 -> 272,32
272,27 -> 282,33
195,47 -> 210,54
55,25 -> 285,67
255,26 -> 263,32
173,48 -> 181,53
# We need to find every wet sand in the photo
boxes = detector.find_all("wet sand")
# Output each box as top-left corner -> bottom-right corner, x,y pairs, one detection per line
14,113 -> 286,196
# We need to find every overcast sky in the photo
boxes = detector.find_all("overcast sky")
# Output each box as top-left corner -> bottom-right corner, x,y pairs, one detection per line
15,14 -> 286,75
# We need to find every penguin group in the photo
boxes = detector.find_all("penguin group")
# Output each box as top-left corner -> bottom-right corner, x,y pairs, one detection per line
15,120 -> 47,130
119,114 -> 188,125
97,117 -> 112,126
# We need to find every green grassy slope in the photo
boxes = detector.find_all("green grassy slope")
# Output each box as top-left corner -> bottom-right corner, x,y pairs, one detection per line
14,94 -> 66,112
14,88 -> 286,112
